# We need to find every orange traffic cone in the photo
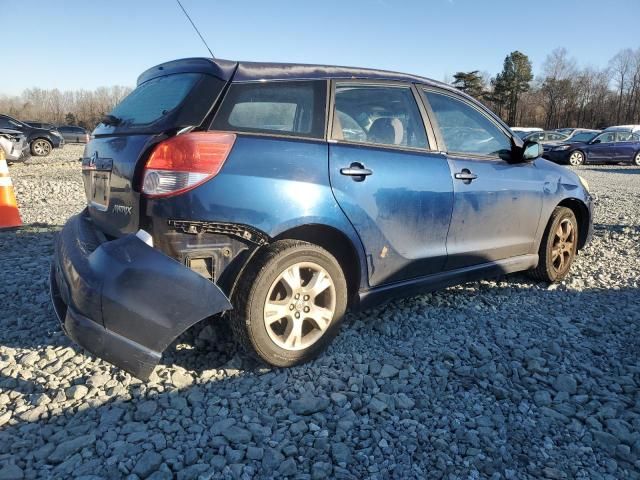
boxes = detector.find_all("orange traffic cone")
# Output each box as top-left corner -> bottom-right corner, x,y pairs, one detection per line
0,148 -> 22,229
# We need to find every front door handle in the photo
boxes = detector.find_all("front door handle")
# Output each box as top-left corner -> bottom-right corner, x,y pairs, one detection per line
340,162 -> 372,182
454,168 -> 478,184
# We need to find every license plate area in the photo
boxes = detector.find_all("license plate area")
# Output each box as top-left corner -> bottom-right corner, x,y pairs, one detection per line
89,171 -> 111,211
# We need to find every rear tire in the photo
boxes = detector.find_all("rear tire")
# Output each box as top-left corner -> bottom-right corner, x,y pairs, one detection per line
529,207 -> 579,283
230,240 -> 348,367
31,139 -> 52,157
568,150 -> 584,166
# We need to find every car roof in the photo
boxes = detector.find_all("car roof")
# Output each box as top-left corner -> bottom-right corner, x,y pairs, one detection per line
604,126 -> 638,132
232,60 -> 451,86
139,57 -> 458,94
604,125 -> 640,132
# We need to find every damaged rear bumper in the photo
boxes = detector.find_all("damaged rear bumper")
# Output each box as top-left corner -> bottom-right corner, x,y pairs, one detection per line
50,210 -> 232,379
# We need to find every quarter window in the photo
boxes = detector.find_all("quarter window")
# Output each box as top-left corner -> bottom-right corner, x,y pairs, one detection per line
424,90 -> 511,157
212,81 -> 326,138
332,84 -> 428,149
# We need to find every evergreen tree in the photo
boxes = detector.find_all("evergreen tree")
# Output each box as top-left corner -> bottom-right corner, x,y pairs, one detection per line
452,71 -> 486,99
491,51 -> 533,125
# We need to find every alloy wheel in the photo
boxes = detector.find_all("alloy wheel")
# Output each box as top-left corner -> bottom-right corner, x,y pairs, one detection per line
634,152 -> 640,166
32,140 -> 51,156
551,218 -> 576,274
568,151 -> 583,166
263,261 -> 336,351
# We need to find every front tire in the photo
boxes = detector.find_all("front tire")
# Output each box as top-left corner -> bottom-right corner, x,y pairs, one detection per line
634,151 -> 640,166
231,240 -> 348,367
568,150 -> 584,166
31,139 -> 52,157
530,207 -> 579,283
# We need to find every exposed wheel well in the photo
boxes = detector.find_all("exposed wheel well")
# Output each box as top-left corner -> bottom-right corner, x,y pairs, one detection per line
274,224 -> 361,305
557,198 -> 589,249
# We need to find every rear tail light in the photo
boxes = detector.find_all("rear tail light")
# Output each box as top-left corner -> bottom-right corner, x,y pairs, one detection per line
142,132 -> 236,198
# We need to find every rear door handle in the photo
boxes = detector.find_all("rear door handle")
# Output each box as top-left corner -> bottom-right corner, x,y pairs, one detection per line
454,169 -> 478,184
340,162 -> 372,181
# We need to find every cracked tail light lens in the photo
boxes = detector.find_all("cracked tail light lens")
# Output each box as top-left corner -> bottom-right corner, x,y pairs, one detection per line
142,131 -> 236,198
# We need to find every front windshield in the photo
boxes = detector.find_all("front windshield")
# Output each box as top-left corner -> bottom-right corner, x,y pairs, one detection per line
570,132 -> 598,143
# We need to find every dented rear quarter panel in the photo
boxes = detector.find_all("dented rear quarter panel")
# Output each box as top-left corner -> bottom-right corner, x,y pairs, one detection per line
145,135 -> 370,288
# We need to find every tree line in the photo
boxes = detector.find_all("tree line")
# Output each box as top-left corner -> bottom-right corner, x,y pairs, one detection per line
2,47 -> 639,131
451,47 -> 640,129
0,86 -> 132,129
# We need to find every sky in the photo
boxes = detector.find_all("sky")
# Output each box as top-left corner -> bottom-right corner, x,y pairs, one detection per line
2,0 -> 639,95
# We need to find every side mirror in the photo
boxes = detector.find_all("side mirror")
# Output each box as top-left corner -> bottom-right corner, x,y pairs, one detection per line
591,139 -> 601,144
521,140 -> 542,162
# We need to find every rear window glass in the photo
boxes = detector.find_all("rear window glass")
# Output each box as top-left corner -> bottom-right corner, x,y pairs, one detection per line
212,81 -> 326,138
109,73 -> 201,126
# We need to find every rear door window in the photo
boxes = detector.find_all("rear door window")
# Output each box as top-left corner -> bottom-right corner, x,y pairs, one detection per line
211,81 -> 327,138
331,83 -> 428,149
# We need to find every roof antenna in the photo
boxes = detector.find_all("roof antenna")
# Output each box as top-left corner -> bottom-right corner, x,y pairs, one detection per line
175,0 -> 215,58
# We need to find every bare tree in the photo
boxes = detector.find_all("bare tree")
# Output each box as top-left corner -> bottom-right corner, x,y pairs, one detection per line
0,86 -> 132,129
609,48 -> 634,124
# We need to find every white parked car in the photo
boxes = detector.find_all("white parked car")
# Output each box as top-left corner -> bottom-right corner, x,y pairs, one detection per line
605,125 -> 640,133
0,129 -> 30,162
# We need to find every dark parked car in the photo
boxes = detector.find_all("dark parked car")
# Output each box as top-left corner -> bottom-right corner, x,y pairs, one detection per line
50,58 -> 594,379
0,114 -> 64,156
57,125 -> 90,143
544,128 -> 640,166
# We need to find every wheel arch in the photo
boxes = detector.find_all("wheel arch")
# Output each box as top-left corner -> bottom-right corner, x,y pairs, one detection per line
557,197 -> 590,250
31,136 -> 53,145
273,224 -> 362,306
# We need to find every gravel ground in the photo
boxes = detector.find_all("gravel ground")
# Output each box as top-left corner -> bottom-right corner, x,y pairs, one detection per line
1,145 -> 639,479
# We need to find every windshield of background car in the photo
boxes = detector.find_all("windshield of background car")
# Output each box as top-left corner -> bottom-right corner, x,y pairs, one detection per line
570,132 -> 597,142
0,117 -> 23,129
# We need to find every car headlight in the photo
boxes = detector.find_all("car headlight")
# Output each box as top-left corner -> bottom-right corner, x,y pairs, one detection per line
554,145 -> 571,151
578,175 -> 589,192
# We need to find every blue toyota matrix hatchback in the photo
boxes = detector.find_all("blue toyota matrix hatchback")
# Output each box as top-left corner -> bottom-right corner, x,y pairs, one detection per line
50,58 -> 594,379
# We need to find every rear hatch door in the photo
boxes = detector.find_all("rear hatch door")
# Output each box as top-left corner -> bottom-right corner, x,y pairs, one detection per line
83,58 -> 236,237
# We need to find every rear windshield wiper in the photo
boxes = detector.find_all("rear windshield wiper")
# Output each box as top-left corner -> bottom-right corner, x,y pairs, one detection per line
100,114 -> 122,127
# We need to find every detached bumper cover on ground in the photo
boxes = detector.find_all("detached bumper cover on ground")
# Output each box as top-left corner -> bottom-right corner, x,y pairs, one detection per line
49,210 -> 232,379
